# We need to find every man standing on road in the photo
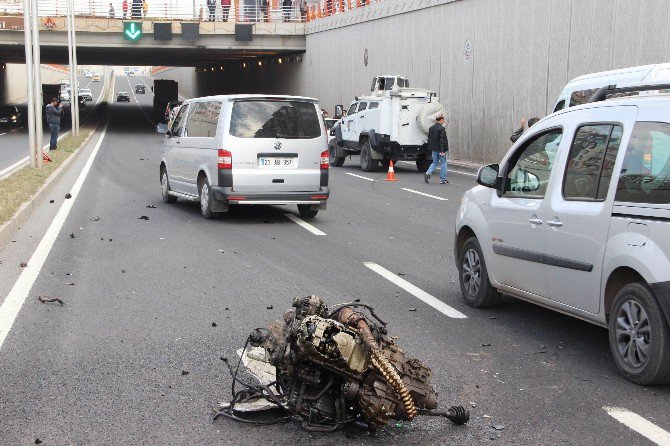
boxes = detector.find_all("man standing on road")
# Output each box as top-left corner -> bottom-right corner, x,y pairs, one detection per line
45,98 -> 64,151
424,114 -> 449,184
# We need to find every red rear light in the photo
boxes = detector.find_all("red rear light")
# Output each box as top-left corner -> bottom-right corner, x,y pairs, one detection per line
218,149 -> 232,169
311,195 -> 328,200
320,150 -> 329,169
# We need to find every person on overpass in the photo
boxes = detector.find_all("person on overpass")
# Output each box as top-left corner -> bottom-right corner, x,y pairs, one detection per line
424,114 -> 449,184
45,98 -> 64,151
131,0 -> 142,18
221,0 -> 231,21
109,3 -> 115,18
283,0 -> 292,21
207,0 -> 216,21
122,0 -> 128,18
142,0 -> 149,17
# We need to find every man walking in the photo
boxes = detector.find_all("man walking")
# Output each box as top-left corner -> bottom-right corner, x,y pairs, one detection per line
424,114 -> 449,184
45,98 -> 64,151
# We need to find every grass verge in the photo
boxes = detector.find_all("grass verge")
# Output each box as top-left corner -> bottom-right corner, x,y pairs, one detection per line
0,129 -> 93,225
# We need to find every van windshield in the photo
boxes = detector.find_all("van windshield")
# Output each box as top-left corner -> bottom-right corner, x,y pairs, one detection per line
230,100 -> 321,139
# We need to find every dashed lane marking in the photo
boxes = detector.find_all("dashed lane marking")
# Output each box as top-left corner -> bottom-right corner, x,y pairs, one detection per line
0,123 -> 109,351
363,262 -> 467,319
401,188 -> 448,201
397,161 -> 477,177
345,172 -> 375,182
284,214 -> 326,236
603,407 -> 670,445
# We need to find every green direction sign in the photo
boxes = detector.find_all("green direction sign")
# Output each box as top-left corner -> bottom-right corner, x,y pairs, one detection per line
123,22 -> 142,41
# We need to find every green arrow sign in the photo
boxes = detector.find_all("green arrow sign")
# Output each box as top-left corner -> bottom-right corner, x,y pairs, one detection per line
123,22 -> 142,41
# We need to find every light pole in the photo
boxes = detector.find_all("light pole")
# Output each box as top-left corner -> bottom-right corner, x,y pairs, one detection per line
66,0 -> 79,137
22,0 -> 36,167
30,0 -> 43,168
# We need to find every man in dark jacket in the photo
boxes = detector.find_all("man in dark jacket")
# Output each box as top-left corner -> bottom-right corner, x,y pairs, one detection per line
45,98 -> 64,150
424,114 -> 449,184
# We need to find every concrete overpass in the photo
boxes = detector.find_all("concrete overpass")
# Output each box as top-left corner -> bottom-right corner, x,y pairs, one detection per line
0,15 -> 305,66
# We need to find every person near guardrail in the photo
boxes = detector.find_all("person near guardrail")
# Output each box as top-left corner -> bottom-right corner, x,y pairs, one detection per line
109,2 -> 115,17
283,0 -> 292,21
122,0 -> 128,18
45,98 -> 64,151
206,0 -> 215,21
424,114 -> 449,184
131,0 -> 142,18
221,0 -> 231,21
143,0 -> 149,17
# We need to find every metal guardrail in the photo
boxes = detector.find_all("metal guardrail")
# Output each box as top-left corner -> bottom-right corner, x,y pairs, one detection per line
0,1 -> 306,23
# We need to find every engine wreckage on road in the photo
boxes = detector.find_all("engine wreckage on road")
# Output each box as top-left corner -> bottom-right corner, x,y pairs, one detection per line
215,296 -> 470,432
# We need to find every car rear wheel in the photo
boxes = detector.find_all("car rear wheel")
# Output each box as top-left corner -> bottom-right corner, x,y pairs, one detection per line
458,237 -> 501,308
608,283 -> 670,385
199,178 -> 218,219
328,142 -> 345,167
360,140 -> 379,172
298,205 -> 318,219
161,170 -> 177,203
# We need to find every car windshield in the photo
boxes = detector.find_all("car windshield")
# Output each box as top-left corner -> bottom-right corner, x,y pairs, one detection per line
230,100 -> 321,139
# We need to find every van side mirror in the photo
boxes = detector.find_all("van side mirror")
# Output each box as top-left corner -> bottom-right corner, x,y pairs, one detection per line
477,164 -> 501,189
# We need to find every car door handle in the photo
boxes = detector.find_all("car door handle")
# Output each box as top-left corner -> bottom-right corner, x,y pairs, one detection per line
528,218 -> 543,225
547,220 -> 563,227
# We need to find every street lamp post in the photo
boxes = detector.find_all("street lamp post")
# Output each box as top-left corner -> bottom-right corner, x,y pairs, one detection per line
30,0 -> 43,168
22,0 -> 36,167
66,0 -> 79,137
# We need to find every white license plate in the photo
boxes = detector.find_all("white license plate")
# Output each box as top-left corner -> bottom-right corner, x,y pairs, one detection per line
258,157 -> 297,169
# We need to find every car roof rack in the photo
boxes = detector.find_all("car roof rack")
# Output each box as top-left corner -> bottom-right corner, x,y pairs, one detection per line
588,83 -> 670,103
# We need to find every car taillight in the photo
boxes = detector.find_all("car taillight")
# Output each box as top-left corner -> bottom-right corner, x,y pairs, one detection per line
320,150 -> 329,169
218,149 -> 232,169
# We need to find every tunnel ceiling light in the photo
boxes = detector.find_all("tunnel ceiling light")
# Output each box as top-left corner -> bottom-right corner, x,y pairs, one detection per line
243,63 -> 247,68
258,61 -> 262,66
278,58 -> 282,64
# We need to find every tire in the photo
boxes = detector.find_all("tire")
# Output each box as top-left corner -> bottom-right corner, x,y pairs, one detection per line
161,170 -> 177,203
199,177 -> 218,219
328,141 -> 345,167
360,140 -> 379,172
608,283 -> 670,385
458,237 -> 501,308
298,205 -> 318,219
416,157 -> 432,172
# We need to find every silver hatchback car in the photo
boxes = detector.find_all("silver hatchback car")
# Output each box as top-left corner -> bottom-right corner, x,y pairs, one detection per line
455,88 -> 670,385
159,95 -> 330,219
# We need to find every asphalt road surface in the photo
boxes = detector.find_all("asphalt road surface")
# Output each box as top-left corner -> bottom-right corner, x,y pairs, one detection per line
0,76 -> 668,445
0,76 -> 106,177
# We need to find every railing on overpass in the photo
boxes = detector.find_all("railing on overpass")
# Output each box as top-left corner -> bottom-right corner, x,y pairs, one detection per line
305,0 -> 383,21
0,1 -> 306,23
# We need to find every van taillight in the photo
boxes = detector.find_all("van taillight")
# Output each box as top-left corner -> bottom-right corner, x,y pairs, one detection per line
320,150 -> 329,169
218,149 -> 232,169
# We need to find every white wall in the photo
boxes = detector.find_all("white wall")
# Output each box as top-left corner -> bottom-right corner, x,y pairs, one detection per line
291,0 -> 670,163
1,64 -> 68,104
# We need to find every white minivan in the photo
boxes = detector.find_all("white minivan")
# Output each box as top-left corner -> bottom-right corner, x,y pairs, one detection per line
159,95 -> 330,219
552,63 -> 670,112
456,87 -> 670,385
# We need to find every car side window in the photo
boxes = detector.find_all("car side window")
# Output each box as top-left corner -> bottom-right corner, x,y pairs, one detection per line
553,100 -> 565,113
616,121 -> 670,204
184,102 -> 221,138
504,129 -> 562,198
358,102 -> 368,112
347,103 -> 357,116
369,102 -> 379,109
172,104 -> 190,137
563,124 -> 622,200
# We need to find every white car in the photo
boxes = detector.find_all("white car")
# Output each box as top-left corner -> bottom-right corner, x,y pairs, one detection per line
85,72 -> 93,78
455,86 -> 670,385
158,95 -> 330,219
79,88 -> 93,101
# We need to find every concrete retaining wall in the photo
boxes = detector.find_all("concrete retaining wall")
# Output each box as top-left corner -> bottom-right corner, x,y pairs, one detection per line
293,0 -> 670,163
0,64 -> 67,104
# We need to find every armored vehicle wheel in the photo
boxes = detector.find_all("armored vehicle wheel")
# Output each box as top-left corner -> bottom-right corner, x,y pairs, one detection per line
328,141 -> 345,167
360,140 -> 379,172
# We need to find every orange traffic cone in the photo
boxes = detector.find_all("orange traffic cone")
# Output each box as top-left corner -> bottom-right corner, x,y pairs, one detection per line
385,160 -> 397,182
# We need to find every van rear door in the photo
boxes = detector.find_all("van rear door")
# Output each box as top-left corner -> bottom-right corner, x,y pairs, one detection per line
227,98 -> 324,193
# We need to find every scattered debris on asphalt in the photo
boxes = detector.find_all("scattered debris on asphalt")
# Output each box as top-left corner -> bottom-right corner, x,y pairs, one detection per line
266,305 -> 273,310
146,204 -> 157,209
34,439 -> 42,445
408,308 -> 417,312
69,233 -> 75,238
181,370 -> 190,376
481,343 -> 492,347
492,424 -> 505,431
397,272 -> 405,276
109,239 -> 112,242
65,193 -> 72,199
121,270 -> 126,273
66,283 -> 75,286
49,200 -> 54,203
212,322 -> 217,327
138,216 -> 150,220
90,216 -> 101,222
38,295 -> 64,305
215,296 -> 470,431
20,262 -> 27,267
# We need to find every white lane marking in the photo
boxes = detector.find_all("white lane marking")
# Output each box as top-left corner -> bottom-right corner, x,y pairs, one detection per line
345,172 -> 375,182
604,407 -> 670,445
0,123 -> 109,351
401,188 -> 449,201
284,214 -> 326,236
0,156 -> 29,178
141,77 -> 155,96
364,262 -> 467,319
125,75 -> 155,125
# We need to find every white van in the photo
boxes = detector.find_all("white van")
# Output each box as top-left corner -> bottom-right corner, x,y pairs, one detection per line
159,95 -> 330,219
552,63 -> 670,113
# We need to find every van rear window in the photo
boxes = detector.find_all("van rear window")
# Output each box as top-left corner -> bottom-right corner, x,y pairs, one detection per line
230,100 -> 321,139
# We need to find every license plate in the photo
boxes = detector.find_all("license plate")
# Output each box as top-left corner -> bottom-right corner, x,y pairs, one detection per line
258,157 -> 297,169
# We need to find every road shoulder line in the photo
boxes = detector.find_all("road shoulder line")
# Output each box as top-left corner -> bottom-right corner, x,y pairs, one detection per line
345,172 -> 375,182
401,188 -> 449,201
603,407 -> 670,445
364,262 -> 467,319
0,123 -> 109,351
